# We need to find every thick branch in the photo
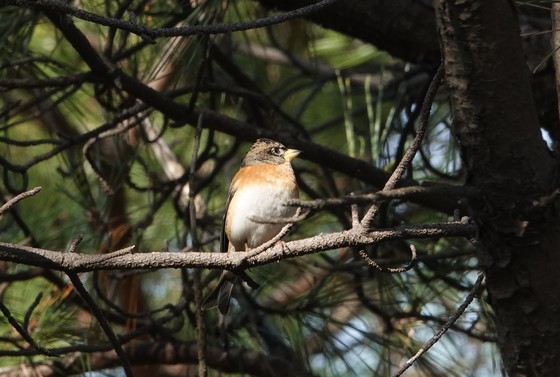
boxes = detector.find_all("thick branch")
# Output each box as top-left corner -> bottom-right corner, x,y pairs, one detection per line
0,221 -> 476,272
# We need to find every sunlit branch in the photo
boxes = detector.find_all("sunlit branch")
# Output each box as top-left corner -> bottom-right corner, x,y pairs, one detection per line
361,63 -> 445,229
0,219 -> 477,273
0,187 -> 42,216
393,272 -> 485,377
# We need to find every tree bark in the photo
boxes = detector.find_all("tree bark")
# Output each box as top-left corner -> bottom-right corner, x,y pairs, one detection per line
434,0 -> 560,375
552,3 -> 560,123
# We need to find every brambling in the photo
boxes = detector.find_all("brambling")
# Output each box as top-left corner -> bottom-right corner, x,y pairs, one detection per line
201,139 -> 300,314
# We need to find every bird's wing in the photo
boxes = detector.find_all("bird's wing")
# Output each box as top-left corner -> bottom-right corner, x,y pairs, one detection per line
220,175 -> 238,253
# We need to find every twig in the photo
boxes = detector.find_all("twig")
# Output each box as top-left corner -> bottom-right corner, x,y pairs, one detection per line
392,272 -> 485,377
287,184 -> 478,210
0,187 -> 42,216
384,64 -> 444,191
67,272 -> 134,377
245,208 -> 302,258
351,204 -> 360,227
231,209 -> 303,290
362,63 -> 445,229
13,0 -> 339,40
95,246 -> 136,262
359,244 -> 417,273
249,206 -> 309,225
0,297 -> 58,357
66,234 -> 84,253
22,293 -> 42,334
82,111 -> 149,194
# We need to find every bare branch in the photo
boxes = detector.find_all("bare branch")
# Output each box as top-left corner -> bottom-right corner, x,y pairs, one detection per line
0,187 -> 42,216
288,184 -> 479,210
384,64 -> 445,191
0,72 -> 92,89
67,272 -> 134,377
393,272 -> 485,377
0,340 -> 298,377
0,297 -> 58,357
245,208 -> 302,258
359,244 -> 417,273
0,220 -> 476,273
11,0 -> 338,40
361,64 -> 445,229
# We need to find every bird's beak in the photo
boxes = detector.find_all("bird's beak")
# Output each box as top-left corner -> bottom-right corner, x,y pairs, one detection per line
284,148 -> 301,161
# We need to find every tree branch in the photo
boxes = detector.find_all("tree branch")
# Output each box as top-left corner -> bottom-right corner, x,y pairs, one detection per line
11,0 -> 339,40
393,272 -> 485,376
0,187 -> 42,216
22,3 -> 465,216
0,220 -> 477,273
66,271 -> 133,377
0,340 -> 298,377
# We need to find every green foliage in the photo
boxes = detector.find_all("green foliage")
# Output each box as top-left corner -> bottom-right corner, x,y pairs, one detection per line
0,0 -> 496,376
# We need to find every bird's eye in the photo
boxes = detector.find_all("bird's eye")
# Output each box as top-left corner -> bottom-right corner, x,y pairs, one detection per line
270,147 -> 282,156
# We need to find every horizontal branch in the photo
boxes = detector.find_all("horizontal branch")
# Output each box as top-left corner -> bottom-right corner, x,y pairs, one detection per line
288,184 -> 480,210
0,220 -> 477,273
0,72 -> 93,89
0,340 -> 296,377
10,0 -> 338,39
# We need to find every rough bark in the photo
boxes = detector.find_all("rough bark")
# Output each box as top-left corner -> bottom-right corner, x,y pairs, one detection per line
434,0 -> 560,375
552,3 -> 560,124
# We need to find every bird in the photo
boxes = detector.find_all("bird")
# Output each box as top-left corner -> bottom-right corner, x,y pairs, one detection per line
201,138 -> 300,314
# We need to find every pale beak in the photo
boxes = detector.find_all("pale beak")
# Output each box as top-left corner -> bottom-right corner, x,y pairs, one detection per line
284,148 -> 301,161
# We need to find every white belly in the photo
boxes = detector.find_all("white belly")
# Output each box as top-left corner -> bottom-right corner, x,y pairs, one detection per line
228,183 -> 297,250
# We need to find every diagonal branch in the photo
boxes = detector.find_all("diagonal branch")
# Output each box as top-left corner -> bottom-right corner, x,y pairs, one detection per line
67,272 -> 134,377
361,63 -> 445,229
0,297 -> 58,357
393,272 -> 485,377
0,187 -> 42,216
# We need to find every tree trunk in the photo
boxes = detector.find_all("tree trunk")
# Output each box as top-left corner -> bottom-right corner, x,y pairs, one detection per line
434,0 -> 560,375
258,0 -> 560,154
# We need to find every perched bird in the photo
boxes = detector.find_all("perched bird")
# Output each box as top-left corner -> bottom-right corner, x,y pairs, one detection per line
201,139 -> 300,314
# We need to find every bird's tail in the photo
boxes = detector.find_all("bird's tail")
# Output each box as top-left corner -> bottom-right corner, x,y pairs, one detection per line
201,273 -> 235,315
